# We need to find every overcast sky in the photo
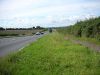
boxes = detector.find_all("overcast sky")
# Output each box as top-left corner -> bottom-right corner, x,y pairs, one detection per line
0,0 -> 100,28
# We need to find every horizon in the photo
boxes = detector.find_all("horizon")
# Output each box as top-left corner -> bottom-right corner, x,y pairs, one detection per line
0,16 -> 99,29
0,0 -> 100,28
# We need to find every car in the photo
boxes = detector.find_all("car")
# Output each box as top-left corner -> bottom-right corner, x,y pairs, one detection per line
35,32 -> 41,35
40,32 -> 44,34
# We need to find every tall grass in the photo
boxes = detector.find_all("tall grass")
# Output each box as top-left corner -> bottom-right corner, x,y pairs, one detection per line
57,17 -> 100,41
0,32 -> 100,75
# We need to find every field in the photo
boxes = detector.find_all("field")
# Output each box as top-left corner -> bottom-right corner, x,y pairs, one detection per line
0,29 -> 44,37
0,31 -> 100,75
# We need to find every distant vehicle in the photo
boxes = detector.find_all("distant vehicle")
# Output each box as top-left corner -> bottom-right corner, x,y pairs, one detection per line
35,32 -> 41,35
48,28 -> 52,33
40,32 -> 44,34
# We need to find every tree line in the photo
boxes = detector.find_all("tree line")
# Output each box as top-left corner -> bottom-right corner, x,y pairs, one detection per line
57,17 -> 100,40
0,26 -> 45,30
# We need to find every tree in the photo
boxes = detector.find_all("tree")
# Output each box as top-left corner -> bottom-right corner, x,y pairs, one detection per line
0,27 -> 5,30
33,27 -> 35,29
36,26 -> 41,29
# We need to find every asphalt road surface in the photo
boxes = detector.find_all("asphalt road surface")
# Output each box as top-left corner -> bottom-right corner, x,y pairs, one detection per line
0,34 -> 44,57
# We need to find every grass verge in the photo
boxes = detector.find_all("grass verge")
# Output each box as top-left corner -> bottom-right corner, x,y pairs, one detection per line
57,28 -> 100,45
0,32 -> 100,75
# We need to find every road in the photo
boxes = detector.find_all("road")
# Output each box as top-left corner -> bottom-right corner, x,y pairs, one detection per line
0,34 -> 44,57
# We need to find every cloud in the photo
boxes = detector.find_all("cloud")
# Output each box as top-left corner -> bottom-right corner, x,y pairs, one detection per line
0,0 -> 41,10
1,0 -> 100,19
0,0 -> 100,27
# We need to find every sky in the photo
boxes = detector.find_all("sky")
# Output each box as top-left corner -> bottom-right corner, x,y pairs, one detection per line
0,0 -> 100,28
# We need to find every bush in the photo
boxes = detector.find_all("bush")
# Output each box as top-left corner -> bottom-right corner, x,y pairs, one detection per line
57,17 -> 100,40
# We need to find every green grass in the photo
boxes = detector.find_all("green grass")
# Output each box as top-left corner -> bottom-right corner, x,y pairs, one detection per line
67,34 -> 100,45
77,37 -> 100,45
57,29 -> 100,45
0,32 -> 100,75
